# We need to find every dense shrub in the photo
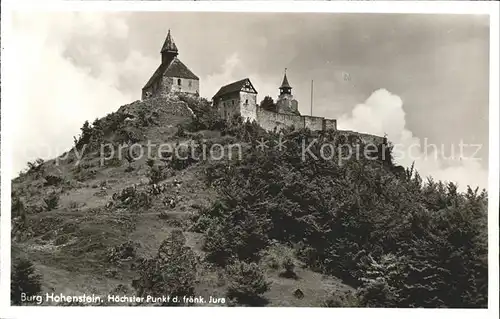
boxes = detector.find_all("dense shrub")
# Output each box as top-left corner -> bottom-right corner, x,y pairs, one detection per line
43,175 -> 64,186
226,260 -> 270,305
178,94 -> 225,131
259,96 -> 276,112
132,230 -> 197,305
106,241 -> 139,264
11,258 -> 43,305
112,186 -> 152,211
261,243 -> 297,278
147,164 -> 169,184
202,204 -> 270,266
26,158 -> 45,178
200,128 -> 488,308
43,192 -> 60,211
323,292 -> 360,307
169,143 -> 199,171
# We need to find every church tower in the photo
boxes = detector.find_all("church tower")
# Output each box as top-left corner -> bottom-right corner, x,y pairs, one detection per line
279,71 -> 292,97
276,69 -> 299,115
142,29 -> 199,99
161,29 -> 179,65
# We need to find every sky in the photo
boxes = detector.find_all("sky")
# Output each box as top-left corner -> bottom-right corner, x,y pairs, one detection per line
6,11 -> 490,190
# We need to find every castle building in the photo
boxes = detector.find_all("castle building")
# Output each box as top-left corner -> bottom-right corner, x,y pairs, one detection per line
212,78 -> 258,122
276,70 -> 299,115
213,71 -> 337,132
142,30 -> 199,100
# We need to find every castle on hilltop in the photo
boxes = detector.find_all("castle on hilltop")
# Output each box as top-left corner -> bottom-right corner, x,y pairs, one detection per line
212,72 -> 337,132
142,30 -> 337,132
142,30 -> 200,99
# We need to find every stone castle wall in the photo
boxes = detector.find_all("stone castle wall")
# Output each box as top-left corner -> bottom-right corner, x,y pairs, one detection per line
256,108 -> 304,131
255,108 -> 338,132
323,119 -> 337,130
302,115 -> 324,131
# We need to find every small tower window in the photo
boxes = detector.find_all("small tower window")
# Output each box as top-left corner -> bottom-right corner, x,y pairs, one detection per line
245,99 -> 248,104
188,80 -> 192,88
232,100 -> 235,106
177,79 -> 182,85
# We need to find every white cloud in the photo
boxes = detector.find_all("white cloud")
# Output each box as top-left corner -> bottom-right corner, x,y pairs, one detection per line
9,12 -> 152,176
338,89 -> 488,191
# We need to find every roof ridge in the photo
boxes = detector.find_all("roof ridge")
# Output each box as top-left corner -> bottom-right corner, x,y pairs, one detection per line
212,78 -> 256,99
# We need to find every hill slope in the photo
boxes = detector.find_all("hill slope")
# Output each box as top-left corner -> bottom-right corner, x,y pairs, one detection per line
11,94 -> 488,307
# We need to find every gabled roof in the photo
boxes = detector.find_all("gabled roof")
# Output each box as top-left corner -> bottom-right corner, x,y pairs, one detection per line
280,73 -> 292,89
161,29 -> 178,53
212,78 -> 258,99
142,57 -> 199,90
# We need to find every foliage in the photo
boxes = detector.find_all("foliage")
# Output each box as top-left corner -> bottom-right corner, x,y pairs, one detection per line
112,186 -> 152,211
11,258 -> 43,305
147,164 -> 169,184
43,192 -> 60,211
43,175 -> 64,187
132,230 -> 197,305
226,260 -> 270,305
106,241 -> 139,264
261,243 -> 297,278
26,158 -> 45,178
169,142 -> 199,171
201,200 -> 271,266
178,94 -> 226,131
200,128 -> 488,308
259,96 -> 276,112
323,292 -> 360,307
73,112 -> 143,151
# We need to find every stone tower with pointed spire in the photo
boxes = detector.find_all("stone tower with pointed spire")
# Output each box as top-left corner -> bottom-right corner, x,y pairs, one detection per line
276,69 -> 299,115
142,29 -> 199,99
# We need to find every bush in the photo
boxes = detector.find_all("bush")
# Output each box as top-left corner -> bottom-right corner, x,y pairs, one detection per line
146,158 -> 155,168
11,258 -> 43,305
280,256 -> 297,279
132,230 -> 197,306
203,206 -> 270,266
147,165 -> 168,185
105,158 -> 122,168
26,158 -> 45,178
73,165 -> 97,182
226,260 -> 270,305
112,187 -> 152,211
43,192 -> 60,211
107,241 -> 139,264
200,128 -> 488,308
43,175 -> 64,186
169,143 -> 199,171
261,243 -> 297,279
178,94 -> 224,131
323,292 -> 360,307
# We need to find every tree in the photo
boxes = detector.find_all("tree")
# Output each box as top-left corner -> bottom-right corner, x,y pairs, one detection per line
11,258 -> 42,305
132,230 -> 197,306
226,260 -> 270,305
259,96 -> 275,112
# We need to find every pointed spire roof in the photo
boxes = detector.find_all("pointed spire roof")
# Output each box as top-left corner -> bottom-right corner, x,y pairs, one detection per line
161,29 -> 178,53
280,69 -> 292,89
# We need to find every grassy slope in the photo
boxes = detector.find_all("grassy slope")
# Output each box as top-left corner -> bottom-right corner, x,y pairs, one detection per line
12,96 -> 353,306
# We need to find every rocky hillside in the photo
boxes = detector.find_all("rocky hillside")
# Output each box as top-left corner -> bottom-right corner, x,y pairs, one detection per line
11,94 -> 488,307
